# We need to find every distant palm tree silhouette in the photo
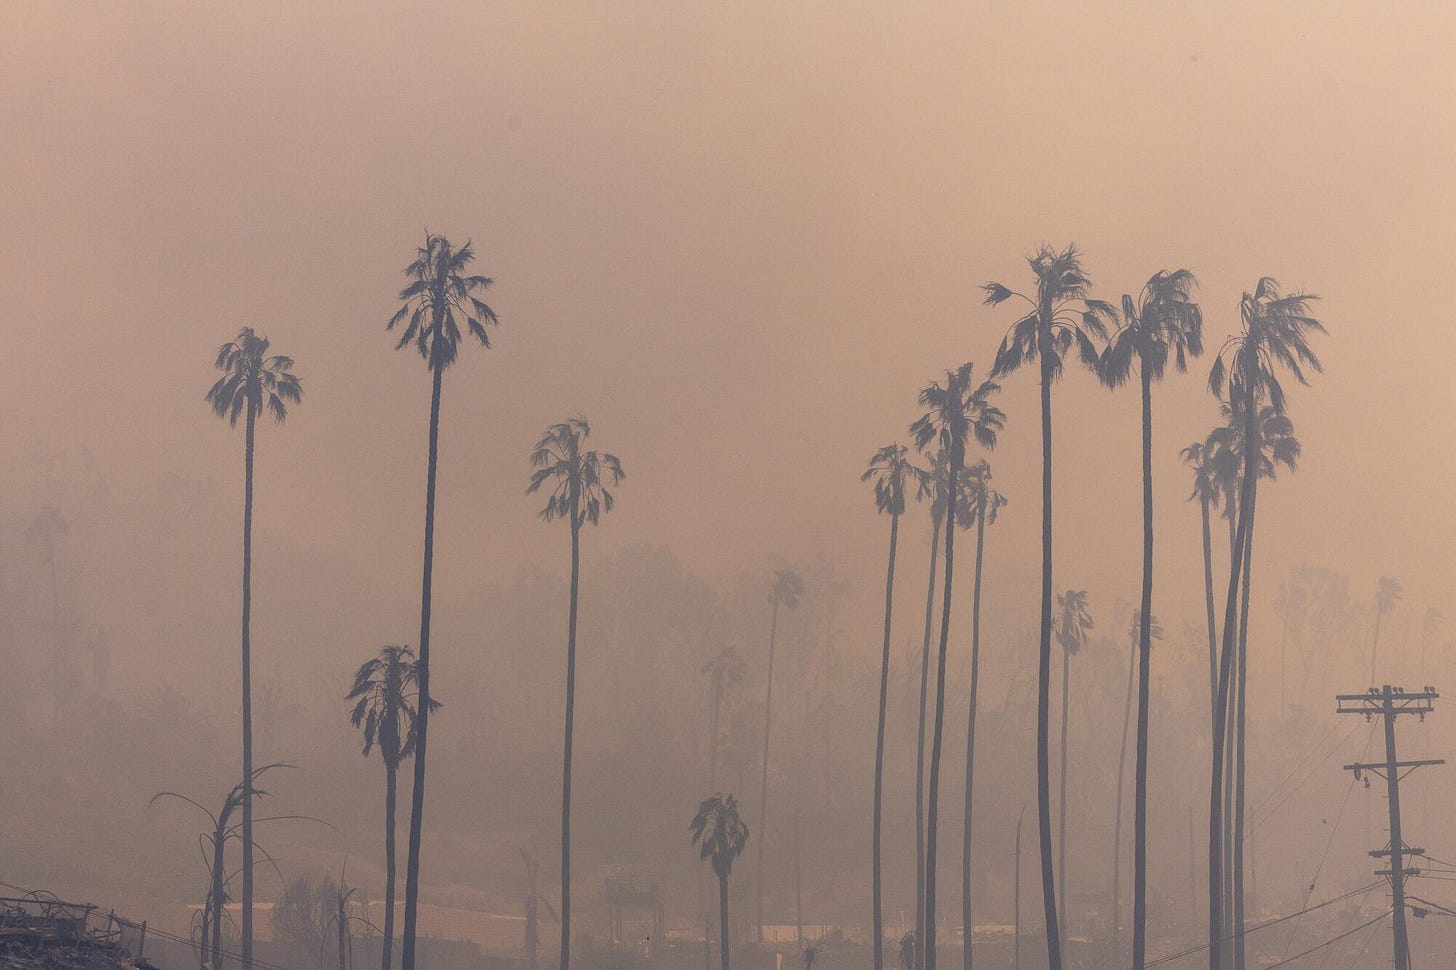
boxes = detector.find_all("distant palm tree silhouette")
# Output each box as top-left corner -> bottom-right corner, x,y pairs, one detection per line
386,233 -> 497,970
960,459 -> 1005,970
862,443 -> 929,970
1370,576 -> 1404,682
1053,589 -> 1094,946
1205,277 -> 1324,970
346,645 -> 438,970
518,850 -> 558,970
755,566 -> 804,941
910,362 -> 1003,970
1100,268 -> 1203,970
527,415 -> 624,970
205,327 -> 301,970
986,245 -> 1113,970
692,794 -> 750,970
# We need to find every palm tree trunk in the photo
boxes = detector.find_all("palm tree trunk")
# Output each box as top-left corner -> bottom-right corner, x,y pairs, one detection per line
1208,389 -> 1257,970
1112,635 -> 1134,954
210,818 -> 226,970
962,503 -> 987,970
1202,498 -> 1216,733
925,453 -> 962,970
874,512 -> 901,970
719,873 -> 731,970
1370,611 -> 1383,685
1233,481 -> 1257,970
240,405 -> 256,970
401,361 -> 443,970
383,760 -> 397,970
916,516 -> 943,969
1037,351 -> 1062,970
756,595 -> 781,941
560,511 -> 582,970
1132,365 -> 1154,970
1221,511 -> 1236,967
1057,646 -> 1070,950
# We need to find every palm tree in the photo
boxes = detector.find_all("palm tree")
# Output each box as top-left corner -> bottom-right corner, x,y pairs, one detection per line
910,362 -> 1004,970
1205,278 -> 1324,970
961,459 -> 1005,970
527,416 -> 625,970
1100,268 -> 1203,970
754,566 -> 804,940
345,645 -> 438,970
1053,590 -> 1093,946
387,233 -> 497,970
205,327 -> 302,970
26,505 -> 69,719
692,794 -> 751,970
986,245 -> 1114,970
1180,442 -> 1221,726
703,645 -> 747,788
1112,614 -> 1162,953
1369,576 -> 1404,682
518,850 -> 558,970
863,444 -> 930,970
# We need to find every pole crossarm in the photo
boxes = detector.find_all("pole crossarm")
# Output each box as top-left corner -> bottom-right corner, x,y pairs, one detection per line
1337,688 -> 1438,718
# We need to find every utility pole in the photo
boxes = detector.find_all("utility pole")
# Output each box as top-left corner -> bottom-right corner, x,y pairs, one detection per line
1337,685 -> 1443,970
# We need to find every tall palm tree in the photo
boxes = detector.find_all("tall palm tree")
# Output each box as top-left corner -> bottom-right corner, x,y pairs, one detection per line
1205,278 -> 1324,970
387,233 -> 497,970
914,448 -> 963,968
910,362 -> 1004,970
527,416 -> 625,970
754,566 -> 804,940
986,245 -> 1113,970
1180,441 -> 1221,726
1053,590 -> 1093,947
863,444 -> 930,970
703,645 -> 747,788
205,327 -> 302,970
1369,576 -> 1403,682
961,460 -> 1005,970
692,794 -> 751,970
345,645 -> 438,970
1100,268 -> 1203,970
1112,614 -> 1161,952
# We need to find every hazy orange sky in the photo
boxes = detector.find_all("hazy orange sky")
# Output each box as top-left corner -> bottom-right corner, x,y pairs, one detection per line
3,1 -> 1455,698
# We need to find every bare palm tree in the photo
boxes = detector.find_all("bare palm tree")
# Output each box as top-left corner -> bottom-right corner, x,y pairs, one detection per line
986,246 -> 1113,970
755,566 -> 804,940
527,416 -> 624,970
205,327 -> 302,970
910,362 -> 1004,970
1100,268 -> 1203,970
386,233 -> 497,970
1053,590 -> 1094,947
1205,278 -> 1324,970
961,459 -> 1005,970
863,444 -> 930,970
346,646 -> 438,970
692,794 -> 751,970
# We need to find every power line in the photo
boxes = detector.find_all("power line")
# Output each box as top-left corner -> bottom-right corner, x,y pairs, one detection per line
1262,909 -> 1391,970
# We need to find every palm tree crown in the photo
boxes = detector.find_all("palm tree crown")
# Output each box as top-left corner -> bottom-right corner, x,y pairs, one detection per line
909,362 -> 1005,460
772,567 -> 805,609
862,444 -> 931,517
1208,277 -> 1325,414
346,646 -> 439,769
205,328 -> 302,426
387,234 -> 498,371
984,244 -> 1117,381
526,417 -> 625,525
1377,577 -> 1404,617
1055,590 -> 1094,656
963,459 -> 1007,525
1100,269 -> 1204,388
691,794 -> 751,880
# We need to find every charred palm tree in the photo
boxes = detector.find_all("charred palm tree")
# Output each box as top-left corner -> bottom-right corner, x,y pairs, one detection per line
346,646 -> 439,970
527,416 -> 625,970
1053,590 -> 1093,946
1100,268 -> 1203,970
910,363 -> 1004,970
387,233 -> 497,970
1205,278 -> 1324,970
754,566 -> 804,940
692,794 -> 751,970
863,444 -> 930,970
961,459 -> 1005,970
986,246 -> 1113,970
205,328 -> 302,970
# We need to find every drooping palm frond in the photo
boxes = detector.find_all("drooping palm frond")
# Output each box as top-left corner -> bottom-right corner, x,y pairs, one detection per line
1376,577 -> 1404,616
909,362 -> 1005,462
1207,278 -> 1325,415
963,459 -> 1007,526
862,443 -> 931,518
1055,590 -> 1094,656
205,328 -> 303,427
388,234 -> 498,371
985,244 -> 1115,383
346,645 -> 440,766
772,568 -> 805,609
525,417 -> 626,527
690,793 -> 750,880
1100,269 -> 1204,388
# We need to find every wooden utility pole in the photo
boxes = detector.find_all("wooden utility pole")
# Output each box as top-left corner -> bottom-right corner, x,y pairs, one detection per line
1336,685 -> 1442,970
